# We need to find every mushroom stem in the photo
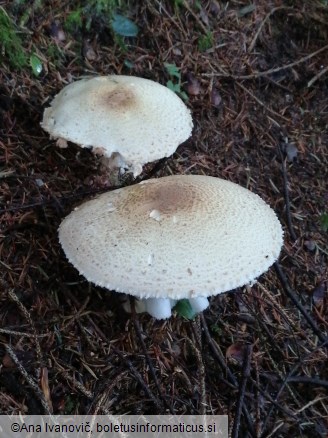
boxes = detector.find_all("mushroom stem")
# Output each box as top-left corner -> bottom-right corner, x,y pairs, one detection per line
188,297 -> 209,313
145,298 -> 172,319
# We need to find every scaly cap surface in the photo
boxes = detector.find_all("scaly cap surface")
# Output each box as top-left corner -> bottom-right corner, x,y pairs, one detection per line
58,175 -> 284,299
41,76 -> 193,176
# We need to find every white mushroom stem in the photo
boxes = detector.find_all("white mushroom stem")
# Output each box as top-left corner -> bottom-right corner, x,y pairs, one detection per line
188,297 -> 209,313
145,298 -> 172,319
122,297 -> 208,319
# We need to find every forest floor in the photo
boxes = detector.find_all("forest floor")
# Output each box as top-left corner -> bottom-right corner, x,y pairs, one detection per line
0,1 -> 327,437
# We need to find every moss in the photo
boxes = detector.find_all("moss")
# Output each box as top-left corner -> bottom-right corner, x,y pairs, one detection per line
0,7 -> 27,70
198,31 -> 213,52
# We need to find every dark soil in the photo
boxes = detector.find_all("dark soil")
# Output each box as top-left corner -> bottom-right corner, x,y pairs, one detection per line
1,1 -> 327,437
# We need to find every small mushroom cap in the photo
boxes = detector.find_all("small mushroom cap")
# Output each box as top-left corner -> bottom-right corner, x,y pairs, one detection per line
41,76 -> 193,176
59,175 -> 283,299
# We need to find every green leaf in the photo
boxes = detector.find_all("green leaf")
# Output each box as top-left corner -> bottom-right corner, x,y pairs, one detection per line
164,62 -> 181,79
174,299 -> 197,320
320,213 -> 328,232
166,80 -> 181,93
29,54 -> 42,76
178,90 -> 189,102
111,14 -> 139,37
124,59 -> 134,69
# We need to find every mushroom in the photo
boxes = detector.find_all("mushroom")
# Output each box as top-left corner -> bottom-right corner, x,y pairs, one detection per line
58,175 -> 283,319
41,76 -> 193,177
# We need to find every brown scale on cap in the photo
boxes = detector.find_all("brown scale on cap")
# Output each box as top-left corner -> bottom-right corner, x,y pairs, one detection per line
121,180 -> 203,216
99,84 -> 137,113
58,175 -> 284,300
41,76 -> 193,177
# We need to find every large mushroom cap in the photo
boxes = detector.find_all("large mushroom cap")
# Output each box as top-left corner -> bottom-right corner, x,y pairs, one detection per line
41,76 -> 193,176
58,175 -> 283,299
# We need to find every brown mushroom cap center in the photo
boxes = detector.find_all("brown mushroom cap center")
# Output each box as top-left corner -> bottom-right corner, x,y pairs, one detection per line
121,180 -> 205,216
98,83 -> 137,112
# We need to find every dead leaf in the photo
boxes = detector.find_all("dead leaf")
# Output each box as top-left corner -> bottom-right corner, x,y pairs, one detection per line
285,143 -> 298,162
211,88 -> 222,107
199,9 -> 209,26
312,282 -> 326,307
226,343 -> 246,366
304,240 -> 316,251
50,21 -> 66,43
186,73 -> 201,96
40,367 -> 53,413
83,40 -> 97,61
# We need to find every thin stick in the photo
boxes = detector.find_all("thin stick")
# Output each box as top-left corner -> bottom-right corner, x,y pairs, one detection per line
277,145 -> 297,241
249,7 -> 293,52
4,344 -> 52,414
200,314 -> 256,437
182,0 -> 208,34
113,347 -> 164,412
7,288 -> 43,367
130,299 -> 174,413
0,185 -> 120,214
0,328 -> 48,337
202,44 -> 328,79
236,82 -> 289,122
307,64 -> 328,87
249,377 -> 297,419
231,345 -> 252,438
286,376 -> 328,389
261,338 -> 328,435
188,317 -> 207,414
274,263 -> 327,344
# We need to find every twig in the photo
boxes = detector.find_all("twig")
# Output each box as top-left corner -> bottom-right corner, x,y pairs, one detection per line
286,376 -> 328,389
58,368 -> 94,399
307,64 -> 328,87
152,0 -> 188,38
277,144 -> 297,241
200,314 -> 256,437
0,185 -> 120,214
236,81 -> 290,122
261,338 -> 328,435
113,348 -> 164,413
4,344 -> 52,414
249,377 -> 297,419
274,263 -> 327,344
0,328 -> 48,337
249,7 -> 293,52
186,337 -> 207,414
76,310 -> 164,412
202,44 -> 328,79
231,345 -> 253,438
89,372 -> 127,415
182,0 -> 208,34
7,288 -> 43,366
130,298 -> 174,413
200,314 -> 236,383
189,317 -> 207,414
